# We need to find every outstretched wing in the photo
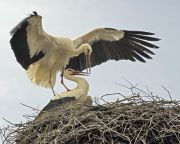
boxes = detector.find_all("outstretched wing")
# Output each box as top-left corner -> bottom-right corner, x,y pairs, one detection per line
67,28 -> 160,71
10,12 -> 49,70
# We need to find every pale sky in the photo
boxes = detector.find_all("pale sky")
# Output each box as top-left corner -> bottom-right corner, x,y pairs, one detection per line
0,0 -> 180,130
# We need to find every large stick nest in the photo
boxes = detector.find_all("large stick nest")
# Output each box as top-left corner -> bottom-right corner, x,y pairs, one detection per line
1,86 -> 180,144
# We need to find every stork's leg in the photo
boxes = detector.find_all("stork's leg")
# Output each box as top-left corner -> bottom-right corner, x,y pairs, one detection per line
49,67 -> 56,96
60,67 -> 71,91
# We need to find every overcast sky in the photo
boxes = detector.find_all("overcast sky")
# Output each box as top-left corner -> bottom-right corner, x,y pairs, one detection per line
0,0 -> 179,130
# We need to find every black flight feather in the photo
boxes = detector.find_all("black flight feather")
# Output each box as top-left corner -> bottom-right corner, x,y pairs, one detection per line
10,14 -> 45,70
66,29 -> 160,71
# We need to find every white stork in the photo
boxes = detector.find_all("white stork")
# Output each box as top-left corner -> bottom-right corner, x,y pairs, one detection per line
10,11 -> 160,96
52,69 -> 89,101
40,69 -> 92,112
10,11 -> 92,95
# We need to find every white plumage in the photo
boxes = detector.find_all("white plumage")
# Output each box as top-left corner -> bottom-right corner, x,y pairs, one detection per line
39,69 -> 92,112
10,11 -> 160,95
10,12 -> 92,93
52,69 -> 89,100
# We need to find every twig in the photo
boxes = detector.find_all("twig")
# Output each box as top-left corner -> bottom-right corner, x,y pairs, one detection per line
162,85 -> 173,101
2,117 -> 16,126
20,103 -> 40,111
1,85 -> 180,143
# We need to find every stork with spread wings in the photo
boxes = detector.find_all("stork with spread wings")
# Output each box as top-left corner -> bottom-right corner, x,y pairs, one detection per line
10,11 -> 160,96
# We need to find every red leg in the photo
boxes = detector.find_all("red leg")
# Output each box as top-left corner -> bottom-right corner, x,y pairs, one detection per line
61,67 -> 71,91
49,67 -> 56,96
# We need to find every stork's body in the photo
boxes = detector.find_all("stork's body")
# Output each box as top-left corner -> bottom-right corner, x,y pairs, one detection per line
27,36 -> 79,87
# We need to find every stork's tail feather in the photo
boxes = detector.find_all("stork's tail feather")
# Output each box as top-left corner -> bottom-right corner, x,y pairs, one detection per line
27,64 -> 56,88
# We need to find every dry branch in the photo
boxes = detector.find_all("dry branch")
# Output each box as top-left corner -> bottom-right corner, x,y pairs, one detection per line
1,86 -> 180,144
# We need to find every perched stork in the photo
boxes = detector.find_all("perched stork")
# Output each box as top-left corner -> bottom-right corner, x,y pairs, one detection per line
40,69 -> 92,112
10,11 -> 160,96
52,69 -> 89,100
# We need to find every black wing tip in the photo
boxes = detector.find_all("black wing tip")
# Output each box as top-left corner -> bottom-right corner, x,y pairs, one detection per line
10,11 -> 40,36
156,38 -> 161,41
125,30 -> 160,39
130,59 -> 147,63
33,11 -> 38,15
139,58 -> 147,63
153,45 -> 159,49
124,30 -> 155,35
138,58 -> 146,63
147,56 -> 152,60
30,11 -> 39,17
104,28 -> 117,31
154,38 -> 161,41
124,30 -> 161,44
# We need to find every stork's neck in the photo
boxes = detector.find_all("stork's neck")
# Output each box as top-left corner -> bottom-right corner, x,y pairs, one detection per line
73,44 -> 91,57
64,73 -> 89,95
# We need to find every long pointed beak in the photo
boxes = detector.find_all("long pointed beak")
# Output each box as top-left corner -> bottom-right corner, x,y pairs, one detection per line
88,54 -> 91,73
85,54 -> 91,74
71,70 -> 89,76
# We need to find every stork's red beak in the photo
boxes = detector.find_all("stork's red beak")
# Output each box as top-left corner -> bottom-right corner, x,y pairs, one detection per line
85,54 -> 91,74
71,70 -> 89,76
